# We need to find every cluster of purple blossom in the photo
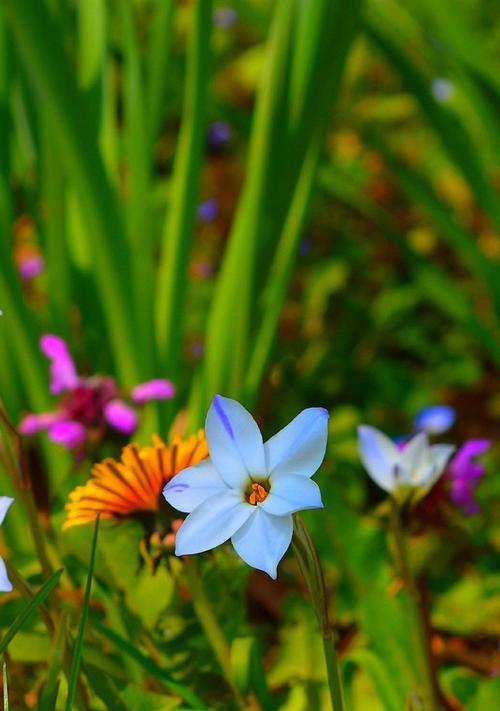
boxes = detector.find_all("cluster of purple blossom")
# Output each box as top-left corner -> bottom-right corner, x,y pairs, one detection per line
19,335 -> 175,452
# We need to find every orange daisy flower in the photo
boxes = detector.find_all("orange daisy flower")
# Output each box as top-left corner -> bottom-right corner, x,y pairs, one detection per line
63,431 -> 208,529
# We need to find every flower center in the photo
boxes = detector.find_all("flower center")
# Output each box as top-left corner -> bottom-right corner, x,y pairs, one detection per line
247,481 -> 269,505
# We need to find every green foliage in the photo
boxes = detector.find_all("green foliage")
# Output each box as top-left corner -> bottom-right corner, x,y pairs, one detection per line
0,0 -> 499,708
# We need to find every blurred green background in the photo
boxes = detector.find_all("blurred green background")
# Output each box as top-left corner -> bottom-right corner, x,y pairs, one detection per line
0,0 -> 499,709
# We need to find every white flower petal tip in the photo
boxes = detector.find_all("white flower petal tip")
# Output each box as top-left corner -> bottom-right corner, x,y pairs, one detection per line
0,558 -> 13,593
358,425 -> 454,501
0,496 -> 14,526
167,399 -> 327,577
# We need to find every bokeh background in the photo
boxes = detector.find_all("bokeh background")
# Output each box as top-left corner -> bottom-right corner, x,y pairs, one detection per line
0,0 -> 499,709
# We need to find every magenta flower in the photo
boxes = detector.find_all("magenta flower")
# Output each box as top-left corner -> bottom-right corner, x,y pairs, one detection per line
19,334 -> 175,452
18,254 -> 45,280
446,439 -> 490,515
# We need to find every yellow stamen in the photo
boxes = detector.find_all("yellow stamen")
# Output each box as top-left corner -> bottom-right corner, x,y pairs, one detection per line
248,482 -> 268,505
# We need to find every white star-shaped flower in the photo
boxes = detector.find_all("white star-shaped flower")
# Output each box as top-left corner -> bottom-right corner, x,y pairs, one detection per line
358,426 -> 454,501
164,396 -> 329,579
0,496 -> 14,592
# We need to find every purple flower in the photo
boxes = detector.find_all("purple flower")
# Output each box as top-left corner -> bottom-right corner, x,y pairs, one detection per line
19,334 -> 175,452
131,379 -> 175,404
196,198 -> 219,224
446,439 -> 490,515
414,405 -> 456,435
213,7 -> 238,29
208,121 -> 232,151
19,255 -> 45,280
40,334 -> 79,394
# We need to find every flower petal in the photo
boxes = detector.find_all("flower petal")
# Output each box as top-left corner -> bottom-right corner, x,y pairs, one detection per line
131,379 -> 175,404
175,491 -> 253,555
19,411 -> 61,435
48,420 -> 86,449
0,557 -> 12,592
0,497 -> 14,526
163,460 -> 227,513
103,400 -> 138,435
205,395 -> 266,487
414,405 -> 455,435
40,334 -> 79,394
358,425 -> 399,493
425,444 -> 455,486
401,432 -> 429,484
261,475 -> 323,516
265,408 -> 329,480
231,509 -> 293,579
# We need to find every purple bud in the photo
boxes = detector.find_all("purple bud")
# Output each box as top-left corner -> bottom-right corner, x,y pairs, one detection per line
19,255 -> 45,280
213,7 -> 238,29
131,379 -> 175,404
103,399 -> 138,435
48,420 -> 86,449
40,334 -> 79,394
414,405 -> 456,435
208,121 -> 232,151
196,198 -> 219,223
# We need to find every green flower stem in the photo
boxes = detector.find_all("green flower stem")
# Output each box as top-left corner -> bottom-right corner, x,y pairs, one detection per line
182,560 -> 246,709
292,514 -> 345,711
389,499 -> 439,710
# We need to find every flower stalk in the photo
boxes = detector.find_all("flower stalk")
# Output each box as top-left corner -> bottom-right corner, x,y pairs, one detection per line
292,514 -> 345,711
389,499 -> 439,710
181,559 -> 246,710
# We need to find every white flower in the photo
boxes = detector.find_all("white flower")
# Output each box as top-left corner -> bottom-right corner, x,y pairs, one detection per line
164,396 -> 328,579
0,496 -> 14,592
358,426 -> 454,501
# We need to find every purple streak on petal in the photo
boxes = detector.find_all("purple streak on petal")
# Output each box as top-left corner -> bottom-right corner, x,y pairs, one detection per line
131,379 -> 176,404
48,420 -> 86,449
447,439 -> 490,515
213,395 -> 235,441
19,255 -> 45,280
103,399 -> 138,435
19,411 -> 62,435
196,198 -> 219,223
40,334 -> 79,394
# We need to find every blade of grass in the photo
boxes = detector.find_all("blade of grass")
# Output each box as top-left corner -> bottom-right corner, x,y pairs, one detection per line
155,0 -> 213,386
4,0 -> 139,384
39,613 -> 68,711
65,515 -> 100,711
0,568 -> 63,655
146,0 -> 175,149
2,662 -> 8,711
192,0 -> 294,425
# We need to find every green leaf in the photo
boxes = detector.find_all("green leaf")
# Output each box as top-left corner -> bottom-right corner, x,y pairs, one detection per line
0,568 -> 63,655
121,685 -> 182,711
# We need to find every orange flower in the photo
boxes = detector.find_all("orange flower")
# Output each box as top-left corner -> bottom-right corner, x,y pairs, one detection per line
63,432 -> 208,529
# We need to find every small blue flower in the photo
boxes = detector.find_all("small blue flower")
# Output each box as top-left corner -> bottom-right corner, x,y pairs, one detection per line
414,405 -> 456,435
0,497 -> 15,592
164,396 -> 328,578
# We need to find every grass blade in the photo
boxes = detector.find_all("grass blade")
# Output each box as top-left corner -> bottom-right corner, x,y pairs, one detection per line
39,613 -> 68,711
65,515 -> 100,711
2,662 -> 8,711
0,568 -> 63,655
155,0 -> 213,383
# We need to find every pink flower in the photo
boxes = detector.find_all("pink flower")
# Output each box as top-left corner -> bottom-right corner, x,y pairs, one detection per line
131,379 -> 175,404
19,255 -> 45,280
19,335 -> 175,452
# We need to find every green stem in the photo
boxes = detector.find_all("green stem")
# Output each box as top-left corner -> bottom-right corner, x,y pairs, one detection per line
182,560 -> 246,709
389,499 -> 439,710
292,515 -> 345,711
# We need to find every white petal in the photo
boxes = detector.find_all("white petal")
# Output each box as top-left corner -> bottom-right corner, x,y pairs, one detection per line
163,460 -> 227,513
175,491 -> 253,555
0,497 -> 14,526
205,395 -> 266,487
401,432 -> 429,484
261,475 -> 323,516
358,426 -> 399,493
231,509 -> 293,579
421,444 -> 455,488
264,408 -> 329,480
0,556 -> 12,592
